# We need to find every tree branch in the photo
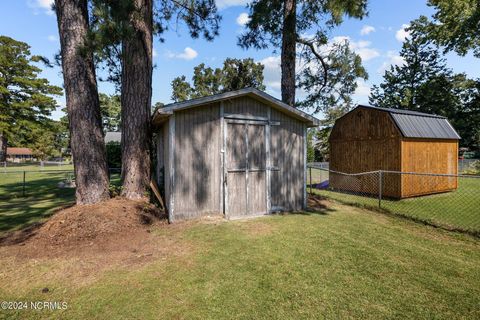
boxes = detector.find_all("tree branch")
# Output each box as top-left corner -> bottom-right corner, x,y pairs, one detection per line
296,37 -> 328,90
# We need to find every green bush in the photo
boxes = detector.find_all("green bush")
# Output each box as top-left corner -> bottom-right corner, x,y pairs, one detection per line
106,141 -> 121,169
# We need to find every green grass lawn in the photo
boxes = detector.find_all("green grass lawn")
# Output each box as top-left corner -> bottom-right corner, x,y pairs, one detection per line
0,201 -> 479,319
308,168 -> 480,234
0,167 -> 120,232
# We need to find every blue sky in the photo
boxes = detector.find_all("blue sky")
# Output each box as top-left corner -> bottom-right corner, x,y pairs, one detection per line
1,0 -> 479,120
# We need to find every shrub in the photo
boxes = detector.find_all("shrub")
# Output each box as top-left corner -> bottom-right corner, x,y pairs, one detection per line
106,141 -> 121,169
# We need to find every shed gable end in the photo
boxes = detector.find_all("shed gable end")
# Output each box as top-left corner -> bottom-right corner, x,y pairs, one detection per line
330,107 -> 401,141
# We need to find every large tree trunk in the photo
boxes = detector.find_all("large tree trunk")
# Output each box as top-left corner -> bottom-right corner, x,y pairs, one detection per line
0,134 -> 6,162
281,0 -> 297,106
55,0 -> 110,204
120,0 -> 153,200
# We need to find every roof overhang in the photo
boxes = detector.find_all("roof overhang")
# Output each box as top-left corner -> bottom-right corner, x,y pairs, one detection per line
152,88 -> 320,127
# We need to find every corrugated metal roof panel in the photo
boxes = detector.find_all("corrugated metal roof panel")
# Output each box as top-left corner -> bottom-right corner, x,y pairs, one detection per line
390,113 -> 460,139
358,105 -> 445,118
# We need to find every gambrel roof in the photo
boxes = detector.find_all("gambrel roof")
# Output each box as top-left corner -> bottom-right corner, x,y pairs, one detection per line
356,105 -> 460,140
153,88 -> 320,127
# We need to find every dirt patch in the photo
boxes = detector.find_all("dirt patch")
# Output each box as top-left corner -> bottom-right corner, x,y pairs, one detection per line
0,198 -> 199,291
307,194 -> 332,211
0,197 -> 167,256
237,221 -> 275,237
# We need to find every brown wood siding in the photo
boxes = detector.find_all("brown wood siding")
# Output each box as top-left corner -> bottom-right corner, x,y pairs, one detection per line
224,96 -> 268,118
173,103 -> 222,219
400,139 -> 458,197
329,108 -> 402,197
270,108 -> 304,210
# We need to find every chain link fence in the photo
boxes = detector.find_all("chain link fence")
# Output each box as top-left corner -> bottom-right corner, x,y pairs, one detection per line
0,168 -> 121,201
307,165 -> 480,236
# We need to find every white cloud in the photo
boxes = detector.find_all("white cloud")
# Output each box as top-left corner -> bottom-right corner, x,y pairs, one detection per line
166,47 -> 198,60
236,12 -> 250,26
360,25 -> 375,36
47,35 -> 57,42
216,0 -> 249,10
395,24 -> 411,42
259,56 -> 282,90
354,80 -> 371,97
152,48 -> 158,58
377,50 -> 405,74
331,36 -> 380,61
28,0 -> 54,15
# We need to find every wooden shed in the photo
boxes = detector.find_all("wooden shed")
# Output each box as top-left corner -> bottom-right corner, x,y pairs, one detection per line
329,105 -> 460,198
152,88 -> 319,221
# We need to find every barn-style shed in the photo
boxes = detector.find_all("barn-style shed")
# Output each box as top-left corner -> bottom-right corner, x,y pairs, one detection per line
152,88 -> 319,221
329,105 -> 460,198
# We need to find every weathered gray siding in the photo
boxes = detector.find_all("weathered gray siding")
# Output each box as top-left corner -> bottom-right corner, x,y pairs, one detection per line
159,95 -> 307,221
172,103 -> 222,219
224,96 -> 268,118
270,108 -> 305,211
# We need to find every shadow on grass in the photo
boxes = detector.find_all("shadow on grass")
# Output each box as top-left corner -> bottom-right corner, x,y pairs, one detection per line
290,194 -> 337,216
0,175 -> 76,237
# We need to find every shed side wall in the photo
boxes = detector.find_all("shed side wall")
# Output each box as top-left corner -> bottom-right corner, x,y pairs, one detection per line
400,139 -> 458,197
329,108 -> 402,197
270,109 -> 305,211
173,103 -> 221,219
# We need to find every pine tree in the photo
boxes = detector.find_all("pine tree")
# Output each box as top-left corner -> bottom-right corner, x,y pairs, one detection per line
55,0 -> 110,204
89,0 -> 221,199
0,36 -> 62,162
238,0 -> 368,106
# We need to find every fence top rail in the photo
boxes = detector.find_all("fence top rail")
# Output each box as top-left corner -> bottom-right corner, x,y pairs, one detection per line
0,168 -> 121,175
307,165 -> 480,179
0,170 -> 75,174
381,170 -> 480,179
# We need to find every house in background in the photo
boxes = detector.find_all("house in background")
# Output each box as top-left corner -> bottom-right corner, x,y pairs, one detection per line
105,131 -> 121,144
6,147 -> 35,162
329,105 -> 460,198
152,88 -> 320,222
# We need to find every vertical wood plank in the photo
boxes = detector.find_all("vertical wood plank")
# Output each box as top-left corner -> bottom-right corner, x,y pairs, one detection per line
266,107 -> 271,213
220,102 -> 225,215
168,114 -> 175,222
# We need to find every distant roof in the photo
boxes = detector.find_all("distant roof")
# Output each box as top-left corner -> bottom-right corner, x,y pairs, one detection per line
7,147 -> 33,155
357,105 -> 460,140
105,132 -> 121,143
153,88 -> 320,127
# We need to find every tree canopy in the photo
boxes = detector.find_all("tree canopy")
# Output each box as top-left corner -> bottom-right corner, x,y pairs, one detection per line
171,58 -> 265,102
0,36 -> 62,160
412,0 -> 480,58
238,0 -> 368,106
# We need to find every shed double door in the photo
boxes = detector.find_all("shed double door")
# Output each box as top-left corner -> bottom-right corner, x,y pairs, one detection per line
225,121 -> 267,217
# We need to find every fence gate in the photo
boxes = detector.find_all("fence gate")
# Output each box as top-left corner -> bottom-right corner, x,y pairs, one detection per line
224,121 -> 267,218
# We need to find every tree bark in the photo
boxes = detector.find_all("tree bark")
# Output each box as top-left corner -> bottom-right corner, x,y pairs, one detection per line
0,134 -> 6,162
55,0 -> 110,204
281,0 -> 297,106
120,0 -> 153,200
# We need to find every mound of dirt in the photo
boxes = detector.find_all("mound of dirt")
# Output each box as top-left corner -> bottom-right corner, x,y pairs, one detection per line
0,198 -> 166,252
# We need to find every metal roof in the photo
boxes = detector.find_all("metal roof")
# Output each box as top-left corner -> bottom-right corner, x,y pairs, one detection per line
153,88 -> 320,127
105,132 -> 121,144
6,147 -> 33,155
357,105 -> 460,140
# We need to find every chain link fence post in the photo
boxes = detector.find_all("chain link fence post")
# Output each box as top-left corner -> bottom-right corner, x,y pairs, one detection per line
22,171 -> 26,197
309,167 -> 312,194
378,170 -> 382,208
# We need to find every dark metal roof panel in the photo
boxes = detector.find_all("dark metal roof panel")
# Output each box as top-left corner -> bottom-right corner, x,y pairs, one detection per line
390,113 -> 460,139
